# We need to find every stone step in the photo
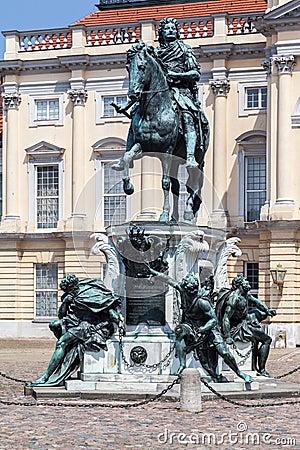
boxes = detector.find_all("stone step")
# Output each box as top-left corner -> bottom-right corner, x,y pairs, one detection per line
65,379 -> 260,393
81,373 -> 177,383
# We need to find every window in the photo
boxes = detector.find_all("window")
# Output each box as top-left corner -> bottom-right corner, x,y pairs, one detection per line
238,81 -> 267,116
245,156 -> 266,222
102,95 -> 128,117
36,165 -> 59,229
103,162 -> 127,226
244,262 -> 259,297
93,139 -> 128,226
35,264 -> 58,318
245,87 -> 267,109
95,91 -> 130,124
26,141 -> 64,230
29,94 -> 64,126
36,99 -> 59,121
237,132 -> 266,223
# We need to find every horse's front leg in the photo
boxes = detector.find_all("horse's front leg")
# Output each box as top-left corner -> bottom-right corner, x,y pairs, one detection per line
159,154 -> 171,222
184,167 -> 203,221
120,143 -> 142,195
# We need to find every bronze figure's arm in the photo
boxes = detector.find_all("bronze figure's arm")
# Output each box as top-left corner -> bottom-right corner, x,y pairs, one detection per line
145,262 -> 181,291
248,292 -> 276,317
197,299 -> 217,333
222,297 -> 236,344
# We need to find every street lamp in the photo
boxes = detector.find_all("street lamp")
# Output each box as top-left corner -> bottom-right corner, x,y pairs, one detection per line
270,264 -> 287,294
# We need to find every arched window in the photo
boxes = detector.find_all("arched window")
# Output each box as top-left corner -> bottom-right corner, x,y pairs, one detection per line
93,138 -> 128,227
237,132 -> 266,222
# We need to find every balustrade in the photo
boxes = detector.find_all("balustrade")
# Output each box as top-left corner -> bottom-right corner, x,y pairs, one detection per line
177,18 -> 213,39
86,24 -> 140,46
227,15 -> 258,35
20,30 -> 72,51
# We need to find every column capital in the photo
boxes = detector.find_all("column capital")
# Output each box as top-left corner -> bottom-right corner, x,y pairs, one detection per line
3,93 -> 21,110
68,89 -> 88,105
272,55 -> 296,74
209,79 -> 230,97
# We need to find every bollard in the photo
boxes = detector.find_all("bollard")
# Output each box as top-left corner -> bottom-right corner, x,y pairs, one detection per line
180,368 -> 202,413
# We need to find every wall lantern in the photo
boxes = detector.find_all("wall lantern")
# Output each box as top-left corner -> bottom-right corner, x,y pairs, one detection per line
270,264 -> 287,294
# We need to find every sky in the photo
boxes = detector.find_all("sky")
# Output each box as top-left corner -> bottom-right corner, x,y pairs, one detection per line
0,0 -> 98,58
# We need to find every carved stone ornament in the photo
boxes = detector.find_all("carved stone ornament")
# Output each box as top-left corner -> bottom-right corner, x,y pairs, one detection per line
261,59 -> 272,76
3,93 -> 21,109
90,233 -> 120,292
272,55 -> 296,74
175,230 -> 209,281
209,79 -> 230,97
130,346 -> 148,365
67,88 -> 88,105
214,237 -> 242,291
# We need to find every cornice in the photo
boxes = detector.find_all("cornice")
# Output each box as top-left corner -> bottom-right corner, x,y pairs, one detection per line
0,53 -> 127,76
255,15 -> 300,36
196,42 -> 265,61
0,41 -> 267,76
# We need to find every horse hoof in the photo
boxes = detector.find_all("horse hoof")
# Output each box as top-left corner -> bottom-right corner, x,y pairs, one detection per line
111,160 -> 124,171
123,179 -> 134,195
159,212 -> 169,222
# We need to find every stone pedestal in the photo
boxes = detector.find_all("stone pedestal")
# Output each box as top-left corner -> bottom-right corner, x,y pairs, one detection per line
65,223 -> 262,395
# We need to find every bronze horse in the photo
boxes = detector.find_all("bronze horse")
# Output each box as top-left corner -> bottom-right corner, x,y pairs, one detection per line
112,42 -> 209,222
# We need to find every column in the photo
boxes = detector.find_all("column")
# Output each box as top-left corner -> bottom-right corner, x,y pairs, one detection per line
137,157 -> 158,220
260,59 -> 272,221
209,79 -> 230,226
3,90 -> 21,224
271,55 -> 296,219
68,82 -> 88,220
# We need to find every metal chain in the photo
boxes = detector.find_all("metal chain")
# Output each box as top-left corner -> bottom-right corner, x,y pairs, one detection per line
274,364 -> 300,379
0,375 -> 181,409
230,342 -> 253,366
0,371 -> 29,384
119,330 -> 175,370
200,377 -> 300,407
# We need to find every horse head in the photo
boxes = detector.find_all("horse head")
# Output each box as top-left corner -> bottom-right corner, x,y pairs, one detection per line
126,41 -> 155,102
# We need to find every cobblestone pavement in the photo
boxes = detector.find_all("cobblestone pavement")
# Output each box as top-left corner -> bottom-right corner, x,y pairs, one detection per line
0,339 -> 299,450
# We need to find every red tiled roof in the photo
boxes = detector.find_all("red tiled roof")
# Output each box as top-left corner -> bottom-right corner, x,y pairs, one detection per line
71,0 -> 267,26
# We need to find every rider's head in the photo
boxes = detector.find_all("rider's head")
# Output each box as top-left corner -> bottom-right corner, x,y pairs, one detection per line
180,273 -> 199,294
158,17 -> 180,46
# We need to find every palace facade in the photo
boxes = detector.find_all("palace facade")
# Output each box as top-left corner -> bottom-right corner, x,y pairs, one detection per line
1,0 -> 300,345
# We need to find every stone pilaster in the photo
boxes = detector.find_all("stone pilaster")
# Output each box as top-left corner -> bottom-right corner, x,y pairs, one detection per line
68,84 -> 88,221
270,55 -> 296,219
209,79 -> 230,227
2,91 -> 21,228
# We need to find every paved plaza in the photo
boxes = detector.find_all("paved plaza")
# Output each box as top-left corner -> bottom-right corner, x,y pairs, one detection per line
0,339 -> 299,450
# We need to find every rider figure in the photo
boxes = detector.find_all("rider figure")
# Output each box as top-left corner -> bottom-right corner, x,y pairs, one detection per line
155,17 -> 203,169
112,17 -> 208,171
